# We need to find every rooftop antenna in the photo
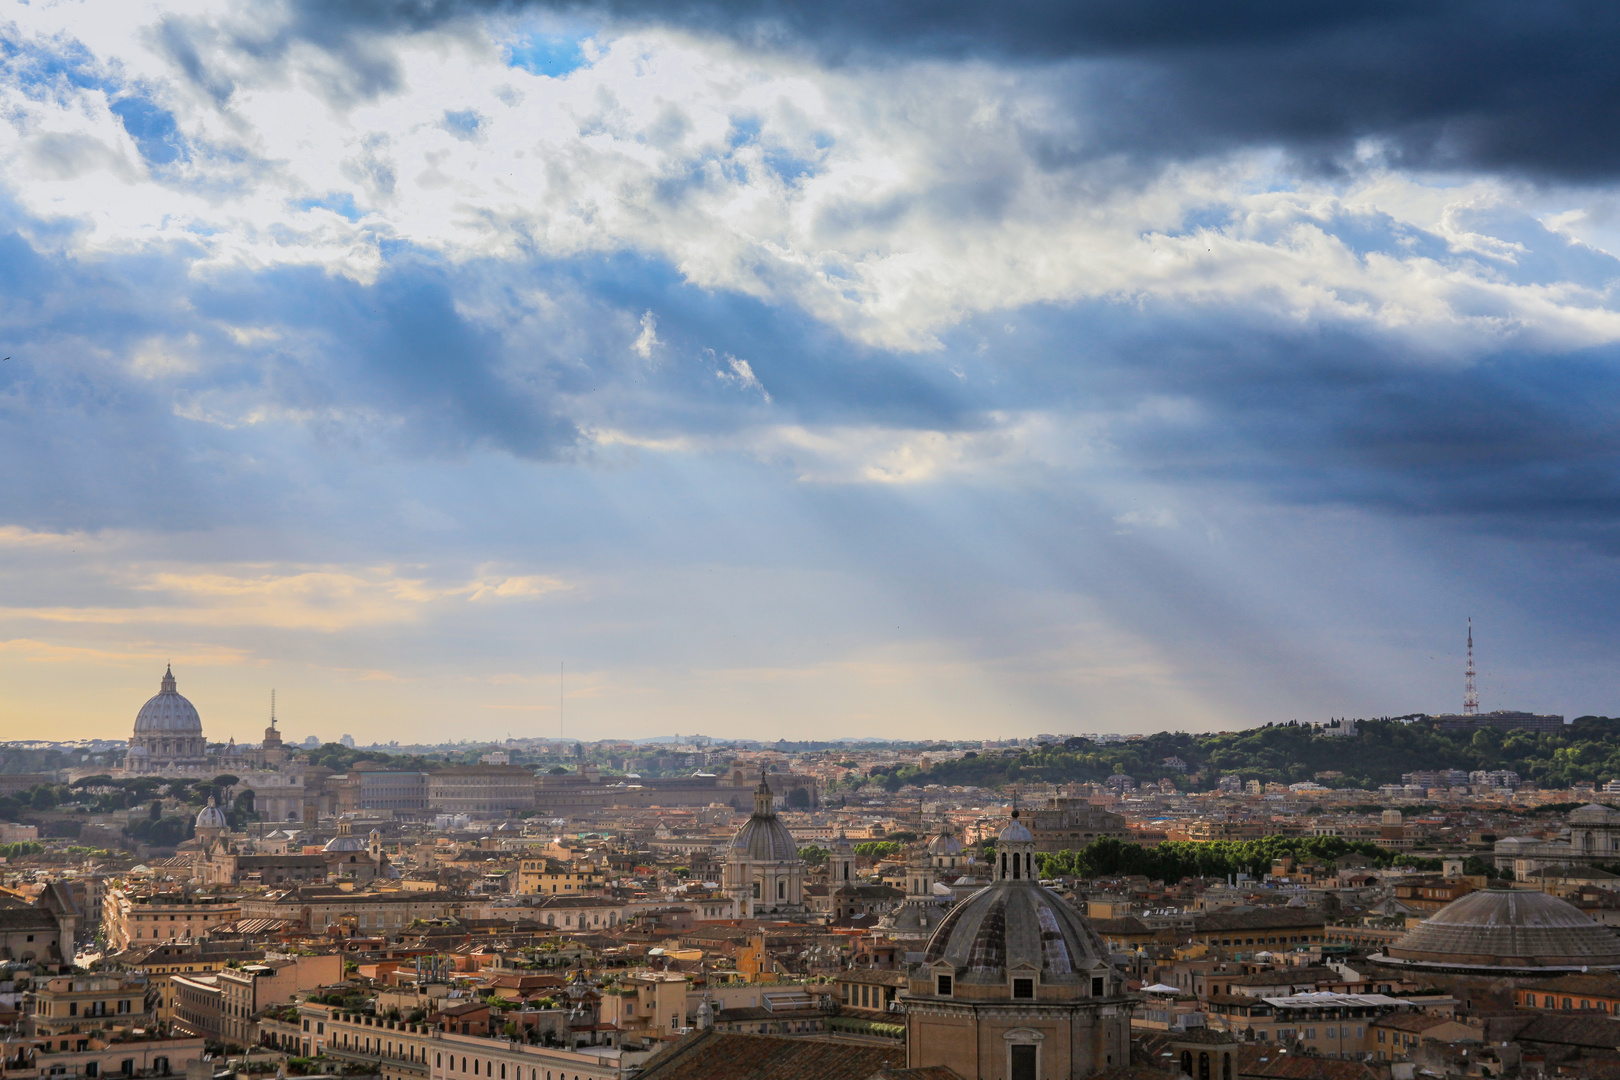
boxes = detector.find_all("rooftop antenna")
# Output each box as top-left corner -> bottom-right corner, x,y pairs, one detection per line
270,689 -> 277,730
1464,618 -> 1479,716
559,661 -> 565,741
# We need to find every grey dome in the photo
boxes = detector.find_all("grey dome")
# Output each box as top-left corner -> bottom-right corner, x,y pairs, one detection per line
195,800 -> 226,830
923,881 -> 1111,985
323,835 -> 368,852
729,814 -> 799,862
134,666 -> 203,734
928,832 -> 963,856
830,831 -> 853,852
1384,888 -> 1620,970
998,816 -> 1033,845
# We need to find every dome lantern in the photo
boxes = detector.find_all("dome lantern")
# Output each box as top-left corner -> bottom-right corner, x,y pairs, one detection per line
996,810 -> 1037,883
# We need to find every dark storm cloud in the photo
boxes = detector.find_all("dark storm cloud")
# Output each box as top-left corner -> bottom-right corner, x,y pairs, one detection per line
967,301 -> 1620,549
229,0 -> 1620,180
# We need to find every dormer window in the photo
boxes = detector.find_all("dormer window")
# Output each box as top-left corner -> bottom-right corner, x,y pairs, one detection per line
1012,978 -> 1034,1000
936,974 -> 953,997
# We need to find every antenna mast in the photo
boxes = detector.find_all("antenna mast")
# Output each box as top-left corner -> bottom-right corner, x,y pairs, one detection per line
1464,618 -> 1479,716
270,688 -> 276,729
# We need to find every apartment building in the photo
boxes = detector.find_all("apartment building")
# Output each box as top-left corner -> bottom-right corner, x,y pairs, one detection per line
0,1032 -> 204,1079
113,940 -> 264,1023
100,891 -> 239,952
516,862 -> 604,897
238,886 -> 459,934
217,955 -> 344,1048
28,976 -> 148,1038
260,1002 -> 626,1080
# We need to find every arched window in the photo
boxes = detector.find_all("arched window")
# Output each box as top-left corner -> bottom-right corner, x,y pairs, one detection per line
1223,1053 -> 1232,1080
1181,1051 -> 1193,1075
778,880 -> 786,899
1199,1051 -> 1210,1080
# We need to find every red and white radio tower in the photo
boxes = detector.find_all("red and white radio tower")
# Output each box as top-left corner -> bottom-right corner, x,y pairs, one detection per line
1463,618 -> 1479,716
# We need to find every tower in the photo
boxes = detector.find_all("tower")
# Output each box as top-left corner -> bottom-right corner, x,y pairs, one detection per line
829,829 -> 855,886
1464,618 -> 1479,716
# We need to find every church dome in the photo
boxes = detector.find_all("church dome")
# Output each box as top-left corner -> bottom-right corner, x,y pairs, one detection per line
924,881 -> 1111,985
729,814 -> 799,862
323,834 -> 368,852
928,832 -> 964,857
134,666 -> 203,734
195,799 -> 226,831
1382,887 -> 1620,970
998,816 -> 1034,845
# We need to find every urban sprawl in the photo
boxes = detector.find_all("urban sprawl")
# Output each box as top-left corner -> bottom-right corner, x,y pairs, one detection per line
4,668 -> 1620,1080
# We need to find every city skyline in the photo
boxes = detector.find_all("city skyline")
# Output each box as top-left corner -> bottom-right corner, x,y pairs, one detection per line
4,2 -> 1620,741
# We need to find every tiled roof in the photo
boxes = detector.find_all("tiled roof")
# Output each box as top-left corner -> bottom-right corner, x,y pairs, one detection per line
1513,1011 -> 1620,1049
1531,973 -> 1620,997
1192,910 -> 1324,933
868,1068 -> 964,1080
637,1029 -> 903,1080
1237,1046 -> 1379,1080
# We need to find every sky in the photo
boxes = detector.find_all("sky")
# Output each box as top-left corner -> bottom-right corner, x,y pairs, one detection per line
1,0 -> 1619,745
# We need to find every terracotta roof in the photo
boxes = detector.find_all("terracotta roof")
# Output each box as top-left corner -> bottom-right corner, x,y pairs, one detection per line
1530,973 -> 1620,997
637,1029 -> 903,1080
867,1068 -> 964,1080
1512,1011 -> 1620,1050
1193,910 -> 1324,933
1237,1046 -> 1380,1080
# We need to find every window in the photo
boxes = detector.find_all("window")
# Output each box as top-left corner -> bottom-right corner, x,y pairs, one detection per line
936,974 -> 953,996
1356,1027 -> 1364,1038
1565,998 -> 1574,1009
1525,994 -> 1536,1007
1325,1027 -> 1335,1038
1377,1031 -> 1385,1043
1092,977 -> 1104,997
1012,978 -> 1034,1000
1010,1045 -> 1037,1080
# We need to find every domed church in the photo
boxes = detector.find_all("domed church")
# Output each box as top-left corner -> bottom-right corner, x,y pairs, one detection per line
902,811 -> 1134,1080
723,773 -> 806,918
126,665 -> 209,771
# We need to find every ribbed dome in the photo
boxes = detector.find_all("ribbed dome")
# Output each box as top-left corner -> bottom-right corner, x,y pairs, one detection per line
134,666 -> 203,734
1385,888 -> 1620,969
323,835 -> 368,852
195,800 -> 226,830
998,816 -> 1033,845
928,832 -> 964,856
729,814 -> 800,862
923,882 -> 1111,985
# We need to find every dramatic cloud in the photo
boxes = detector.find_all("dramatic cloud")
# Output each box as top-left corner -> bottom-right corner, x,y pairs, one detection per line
1,0 -> 1618,739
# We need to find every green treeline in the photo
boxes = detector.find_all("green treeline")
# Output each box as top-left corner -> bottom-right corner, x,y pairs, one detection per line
1034,835 -> 1503,885
843,716 -> 1620,793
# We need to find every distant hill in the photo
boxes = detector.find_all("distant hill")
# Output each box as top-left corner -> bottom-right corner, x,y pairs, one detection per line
851,716 -> 1620,793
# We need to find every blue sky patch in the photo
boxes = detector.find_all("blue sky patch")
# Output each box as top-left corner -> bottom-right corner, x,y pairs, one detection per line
506,36 -> 589,78
109,94 -> 186,166
292,193 -> 363,222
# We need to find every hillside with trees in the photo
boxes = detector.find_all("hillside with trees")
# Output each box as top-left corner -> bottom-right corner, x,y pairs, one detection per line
849,716 -> 1620,793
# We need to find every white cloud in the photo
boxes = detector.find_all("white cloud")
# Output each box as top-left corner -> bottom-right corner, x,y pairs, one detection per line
631,309 -> 660,359
1,5 -> 1617,360
715,353 -> 770,402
